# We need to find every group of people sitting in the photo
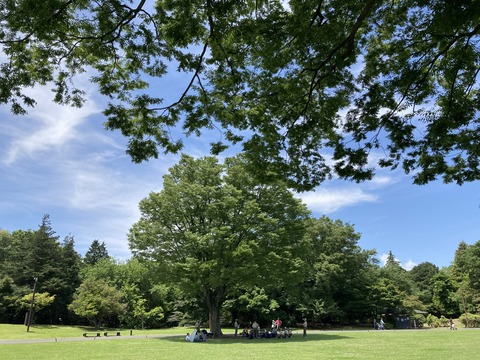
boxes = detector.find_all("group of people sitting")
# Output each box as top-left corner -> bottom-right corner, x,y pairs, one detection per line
241,327 -> 293,339
185,329 -> 209,342
240,319 -> 293,339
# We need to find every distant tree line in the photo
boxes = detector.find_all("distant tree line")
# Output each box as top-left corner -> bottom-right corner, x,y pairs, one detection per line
1,156 -> 480,333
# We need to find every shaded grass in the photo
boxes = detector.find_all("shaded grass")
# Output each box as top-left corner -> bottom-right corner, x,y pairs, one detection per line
1,325 -> 478,360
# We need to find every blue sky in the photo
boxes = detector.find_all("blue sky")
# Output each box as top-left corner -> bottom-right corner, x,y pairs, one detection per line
1,76 -> 479,271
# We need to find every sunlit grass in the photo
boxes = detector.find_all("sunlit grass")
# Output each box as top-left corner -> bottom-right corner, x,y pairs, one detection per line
0,324 -> 194,340
1,324 -> 478,360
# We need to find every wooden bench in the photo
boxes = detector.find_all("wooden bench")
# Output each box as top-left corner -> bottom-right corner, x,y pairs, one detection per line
103,331 -> 121,337
83,332 -> 101,337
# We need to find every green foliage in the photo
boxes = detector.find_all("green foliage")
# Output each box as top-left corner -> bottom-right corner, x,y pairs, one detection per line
300,216 -> 378,324
459,313 -> 480,328
1,1 -> 479,190
18,292 -> 55,310
438,315 -> 451,328
0,276 -> 16,321
84,240 -> 110,266
69,277 -> 126,328
402,294 -> 427,315
370,251 -> 423,316
237,287 -> 279,320
409,262 -> 439,306
0,215 -> 83,324
411,313 -> 426,328
129,154 -> 310,335
426,314 -> 440,328
431,271 -> 459,316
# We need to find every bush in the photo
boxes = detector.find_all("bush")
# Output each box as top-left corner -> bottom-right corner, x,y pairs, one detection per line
439,316 -> 450,327
426,314 -> 439,328
411,314 -> 425,328
459,313 -> 480,328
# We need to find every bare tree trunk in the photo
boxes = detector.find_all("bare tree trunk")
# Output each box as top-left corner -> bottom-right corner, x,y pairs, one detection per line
205,288 -> 225,338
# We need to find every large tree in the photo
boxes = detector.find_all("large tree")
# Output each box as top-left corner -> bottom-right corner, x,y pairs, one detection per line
409,262 -> 439,309
452,241 -> 480,315
128,154 -> 310,336
1,1 -> 479,190
299,216 -> 378,324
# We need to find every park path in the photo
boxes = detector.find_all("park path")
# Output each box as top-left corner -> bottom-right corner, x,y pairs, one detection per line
0,333 -> 181,345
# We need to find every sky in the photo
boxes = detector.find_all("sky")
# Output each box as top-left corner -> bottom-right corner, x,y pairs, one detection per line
1,73 -> 479,271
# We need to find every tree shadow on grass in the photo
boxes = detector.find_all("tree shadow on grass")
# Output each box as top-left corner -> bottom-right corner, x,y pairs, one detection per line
32,325 -> 97,330
156,333 -> 348,344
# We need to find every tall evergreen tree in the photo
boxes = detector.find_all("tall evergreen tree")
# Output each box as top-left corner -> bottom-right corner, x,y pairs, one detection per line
84,240 -> 110,266
54,236 -> 82,324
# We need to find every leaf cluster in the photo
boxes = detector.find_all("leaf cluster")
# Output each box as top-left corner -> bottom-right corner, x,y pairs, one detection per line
1,1 -> 479,190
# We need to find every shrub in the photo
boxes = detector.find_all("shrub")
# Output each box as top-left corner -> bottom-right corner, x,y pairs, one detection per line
426,314 -> 439,328
411,314 -> 425,328
459,313 -> 480,328
439,316 -> 450,327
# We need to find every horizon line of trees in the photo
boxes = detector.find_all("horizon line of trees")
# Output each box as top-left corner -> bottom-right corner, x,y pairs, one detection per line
2,216 -> 479,331
1,157 -> 480,334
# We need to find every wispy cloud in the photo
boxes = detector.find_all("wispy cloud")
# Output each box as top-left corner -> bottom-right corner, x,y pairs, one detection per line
2,87 -> 99,165
0,82 -> 174,259
297,187 -> 377,213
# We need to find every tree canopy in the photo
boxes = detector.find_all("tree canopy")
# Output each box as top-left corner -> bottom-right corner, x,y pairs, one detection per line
1,0 -> 479,190
128,154 -> 310,336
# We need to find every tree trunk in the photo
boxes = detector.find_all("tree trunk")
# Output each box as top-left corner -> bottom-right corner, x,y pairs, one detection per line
205,289 -> 225,338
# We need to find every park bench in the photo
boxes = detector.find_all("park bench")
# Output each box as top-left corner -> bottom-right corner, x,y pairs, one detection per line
104,331 -> 121,336
83,332 -> 101,337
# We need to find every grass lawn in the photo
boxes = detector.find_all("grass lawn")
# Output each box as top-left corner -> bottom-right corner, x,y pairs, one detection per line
1,324 -> 477,360
0,324 -> 187,340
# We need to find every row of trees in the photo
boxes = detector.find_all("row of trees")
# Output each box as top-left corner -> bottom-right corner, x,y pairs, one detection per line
1,156 -> 480,335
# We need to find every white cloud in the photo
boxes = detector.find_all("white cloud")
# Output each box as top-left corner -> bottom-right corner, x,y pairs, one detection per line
2,86 -> 99,165
379,253 -> 417,270
297,187 -> 377,213
49,154 -> 171,259
403,260 -> 417,271
0,81 -> 173,260
379,253 -> 389,266
369,175 -> 396,187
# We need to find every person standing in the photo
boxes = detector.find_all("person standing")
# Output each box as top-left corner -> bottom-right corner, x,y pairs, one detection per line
275,318 -> 282,330
234,319 -> 240,337
252,320 -> 259,339
303,318 -> 308,337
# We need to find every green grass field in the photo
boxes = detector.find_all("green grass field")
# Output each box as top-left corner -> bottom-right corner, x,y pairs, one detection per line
1,324 -> 477,359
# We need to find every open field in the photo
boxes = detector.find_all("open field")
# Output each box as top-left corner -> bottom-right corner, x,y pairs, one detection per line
1,324 -> 477,360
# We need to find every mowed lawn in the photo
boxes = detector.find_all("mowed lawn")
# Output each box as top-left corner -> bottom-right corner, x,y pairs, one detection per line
1,324 -> 477,360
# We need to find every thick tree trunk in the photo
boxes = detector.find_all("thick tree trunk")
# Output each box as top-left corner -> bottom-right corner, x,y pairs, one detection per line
205,289 -> 225,338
